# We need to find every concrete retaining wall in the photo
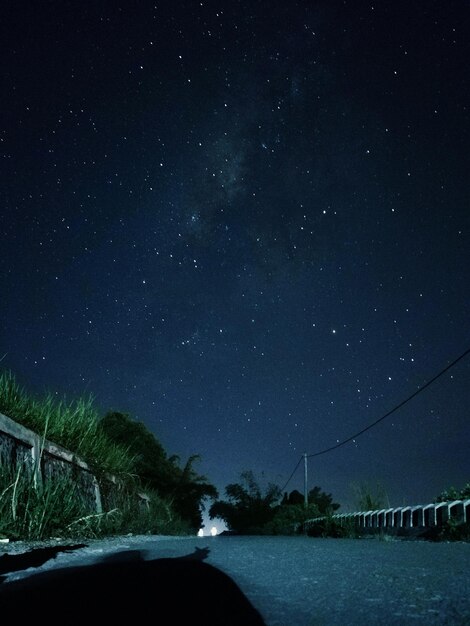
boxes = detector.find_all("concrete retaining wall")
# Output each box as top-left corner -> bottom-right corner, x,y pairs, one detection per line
0,410 -> 148,514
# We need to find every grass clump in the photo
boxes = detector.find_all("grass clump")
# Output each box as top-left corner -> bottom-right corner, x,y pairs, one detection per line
63,488 -> 191,540
0,464 -> 191,542
0,370 -> 134,477
0,464 -> 89,541
0,370 -> 195,541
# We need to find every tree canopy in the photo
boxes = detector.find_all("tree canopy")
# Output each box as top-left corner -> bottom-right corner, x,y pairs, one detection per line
209,471 -> 282,534
99,411 -> 218,530
210,473 -> 341,535
306,486 -> 340,515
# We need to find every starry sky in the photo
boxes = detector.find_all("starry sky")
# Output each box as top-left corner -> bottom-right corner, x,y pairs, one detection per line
1,1 -> 469,529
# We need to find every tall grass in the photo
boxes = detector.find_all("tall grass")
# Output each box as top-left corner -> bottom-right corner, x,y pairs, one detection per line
350,480 -> 389,511
66,488 -> 192,539
0,370 -> 191,540
0,465 -> 190,540
0,370 -> 134,476
0,464 -> 89,540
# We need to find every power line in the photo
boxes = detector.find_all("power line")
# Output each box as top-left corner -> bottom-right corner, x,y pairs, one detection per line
307,345 -> 470,459
280,455 -> 303,493
279,346 -> 470,493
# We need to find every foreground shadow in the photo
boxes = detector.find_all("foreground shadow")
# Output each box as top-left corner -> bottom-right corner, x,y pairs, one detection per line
0,544 -> 87,576
0,546 -> 267,625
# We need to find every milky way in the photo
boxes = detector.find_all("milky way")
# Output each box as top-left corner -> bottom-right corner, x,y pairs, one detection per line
1,1 -> 469,530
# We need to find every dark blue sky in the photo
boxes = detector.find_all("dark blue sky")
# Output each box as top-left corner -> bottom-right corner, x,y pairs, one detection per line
1,1 -> 469,528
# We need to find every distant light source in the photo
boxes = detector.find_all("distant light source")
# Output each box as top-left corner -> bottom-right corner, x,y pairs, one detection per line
210,526 -> 217,536
197,528 -> 204,537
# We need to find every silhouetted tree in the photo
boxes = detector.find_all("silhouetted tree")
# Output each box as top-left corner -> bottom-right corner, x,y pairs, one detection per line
99,412 -> 217,530
269,487 -> 340,535
170,454 -> 218,530
281,489 -> 304,506
209,471 -> 282,534
281,487 -> 340,515
99,411 -> 174,487
307,486 -> 340,515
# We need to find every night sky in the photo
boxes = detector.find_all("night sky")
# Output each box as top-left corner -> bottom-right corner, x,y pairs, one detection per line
1,1 -> 469,531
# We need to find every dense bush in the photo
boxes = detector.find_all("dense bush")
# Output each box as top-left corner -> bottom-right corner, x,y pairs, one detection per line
263,503 -> 319,535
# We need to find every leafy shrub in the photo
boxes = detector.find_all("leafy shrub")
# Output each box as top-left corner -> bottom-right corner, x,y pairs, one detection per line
437,518 -> 470,542
436,482 -> 470,503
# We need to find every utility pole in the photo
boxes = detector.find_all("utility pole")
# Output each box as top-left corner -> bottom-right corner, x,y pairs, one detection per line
304,452 -> 308,508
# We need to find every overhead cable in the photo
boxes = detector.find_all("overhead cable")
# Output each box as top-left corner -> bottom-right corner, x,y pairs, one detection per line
279,345 -> 470,492
307,345 -> 470,459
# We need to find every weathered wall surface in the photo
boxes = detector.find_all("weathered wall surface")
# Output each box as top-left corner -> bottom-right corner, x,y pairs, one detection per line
0,411 -> 147,514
